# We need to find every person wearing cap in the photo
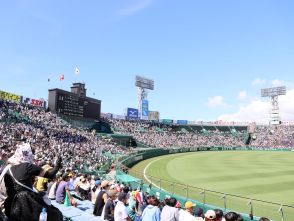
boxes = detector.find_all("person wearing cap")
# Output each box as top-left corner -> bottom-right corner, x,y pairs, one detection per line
67,172 -> 75,191
179,201 -> 196,221
114,192 -> 131,221
76,176 -> 91,200
141,195 -> 161,221
175,201 -> 182,210
161,197 -> 179,221
91,180 -> 101,204
205,210 -> 216,221
93,180 -> 111,216
35,164 -> 53,193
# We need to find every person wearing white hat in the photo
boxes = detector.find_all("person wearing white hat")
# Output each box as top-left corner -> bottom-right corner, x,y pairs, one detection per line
3,143 -> 63,221
205,210 -> 216,221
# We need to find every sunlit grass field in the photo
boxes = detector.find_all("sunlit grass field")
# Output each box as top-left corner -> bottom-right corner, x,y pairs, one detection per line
130,151 -> 294,221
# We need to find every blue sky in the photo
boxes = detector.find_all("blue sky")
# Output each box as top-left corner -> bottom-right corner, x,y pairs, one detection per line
1,0 -> 294,121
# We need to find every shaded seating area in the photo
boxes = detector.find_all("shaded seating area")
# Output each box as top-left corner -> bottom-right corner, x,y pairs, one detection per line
51,199 -> 101,221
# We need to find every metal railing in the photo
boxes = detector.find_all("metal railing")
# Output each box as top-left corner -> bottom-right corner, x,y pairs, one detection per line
117,168 -> 294,221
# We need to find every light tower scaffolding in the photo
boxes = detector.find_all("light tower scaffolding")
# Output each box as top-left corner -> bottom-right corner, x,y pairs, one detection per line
261,86 -> 286,125
135,76 -> 154,120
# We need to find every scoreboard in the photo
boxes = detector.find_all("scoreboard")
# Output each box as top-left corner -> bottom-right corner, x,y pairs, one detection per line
48,89 -> 101,120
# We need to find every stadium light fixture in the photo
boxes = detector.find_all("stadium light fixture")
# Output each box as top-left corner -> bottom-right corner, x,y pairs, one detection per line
135,75 -> 154,90
135,75 -> 155,120
261,86 -> 286,125
261,86 -> 286,97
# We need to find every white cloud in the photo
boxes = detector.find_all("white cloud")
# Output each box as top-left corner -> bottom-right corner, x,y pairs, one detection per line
218,89 -> 294,122
271,79 -> 294,89
237,90 -> 247,101
119,0 -> 153,16
271,79 -> 286,87
251,78 -> 266,86
207,96 -> 226,108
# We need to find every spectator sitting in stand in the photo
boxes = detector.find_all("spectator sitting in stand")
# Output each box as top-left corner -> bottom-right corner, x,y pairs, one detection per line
55,173 -> 77,207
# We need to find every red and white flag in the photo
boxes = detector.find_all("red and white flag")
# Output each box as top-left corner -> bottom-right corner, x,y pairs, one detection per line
75,67 -> 80,75
60,74 -> 64,81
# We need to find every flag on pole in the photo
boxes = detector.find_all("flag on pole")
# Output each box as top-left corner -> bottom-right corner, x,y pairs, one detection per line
60,74 -> 64,81
48,78 -> 50,82
75,67 -> 80,75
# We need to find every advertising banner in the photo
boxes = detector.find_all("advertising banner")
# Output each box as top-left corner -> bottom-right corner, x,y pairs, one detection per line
177,120 -> 188,125
162,119 -> 173,124
22,97 -> 45,107
141,100 -> 149,120
149,111 -> 160,121
113,114 -> 125,120
127,108 -> 139,120
101,113 -> 113,119
0,90 -> 21,103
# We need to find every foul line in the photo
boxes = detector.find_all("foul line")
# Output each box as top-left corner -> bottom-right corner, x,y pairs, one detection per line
143,157 -> 167,191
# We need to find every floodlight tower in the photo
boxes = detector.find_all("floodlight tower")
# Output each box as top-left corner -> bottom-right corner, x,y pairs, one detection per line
135,76 -> 154,120
261,86 -> 286,125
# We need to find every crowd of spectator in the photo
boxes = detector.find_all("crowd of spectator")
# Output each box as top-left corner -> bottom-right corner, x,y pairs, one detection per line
0,100 -> 126,172
251,125 -> 294,148
41,168 -> 269,221
0,139 -> 273,221
109,119 -> 245,148
108,119 -> 294,149
0,99 -> 285,220
55,172 -> 270,221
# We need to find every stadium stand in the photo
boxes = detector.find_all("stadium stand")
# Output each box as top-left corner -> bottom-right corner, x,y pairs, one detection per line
108,118 -> 247,148
1,98 -> 291,220
0,100 -> 126,173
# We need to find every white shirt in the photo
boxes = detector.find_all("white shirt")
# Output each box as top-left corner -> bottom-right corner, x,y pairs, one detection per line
161,205 -> 180,221
114,201 -> 129,221
179,209 -> 196,221
48,182 -> 57,199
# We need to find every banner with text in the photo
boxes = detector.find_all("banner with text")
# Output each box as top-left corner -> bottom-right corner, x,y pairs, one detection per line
177,120 -> 188,125
22,97 -> 46,108
101,113 -> 113,119
127,108 -> 139,120
149,111 -> 160,121
141,100 -> 149,120
162,119 -> 174,124
113,114 -> 125,120
0,90 -> 22,103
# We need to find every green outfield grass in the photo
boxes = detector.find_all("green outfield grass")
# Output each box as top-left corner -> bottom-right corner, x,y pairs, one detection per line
129,151 -> 294,221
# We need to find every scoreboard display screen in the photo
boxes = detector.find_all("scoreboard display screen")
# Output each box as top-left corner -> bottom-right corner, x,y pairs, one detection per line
55,91 -> 100,119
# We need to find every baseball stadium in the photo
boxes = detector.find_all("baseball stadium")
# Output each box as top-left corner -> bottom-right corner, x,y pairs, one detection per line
1,79 -> 294,221
1,1 -> 294,221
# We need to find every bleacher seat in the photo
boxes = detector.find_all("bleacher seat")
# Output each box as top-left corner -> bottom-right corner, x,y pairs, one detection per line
52,200 -> 101,221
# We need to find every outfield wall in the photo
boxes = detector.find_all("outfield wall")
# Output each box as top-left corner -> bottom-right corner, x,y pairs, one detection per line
117,147 -> 293,221
120,146 -> 292,168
